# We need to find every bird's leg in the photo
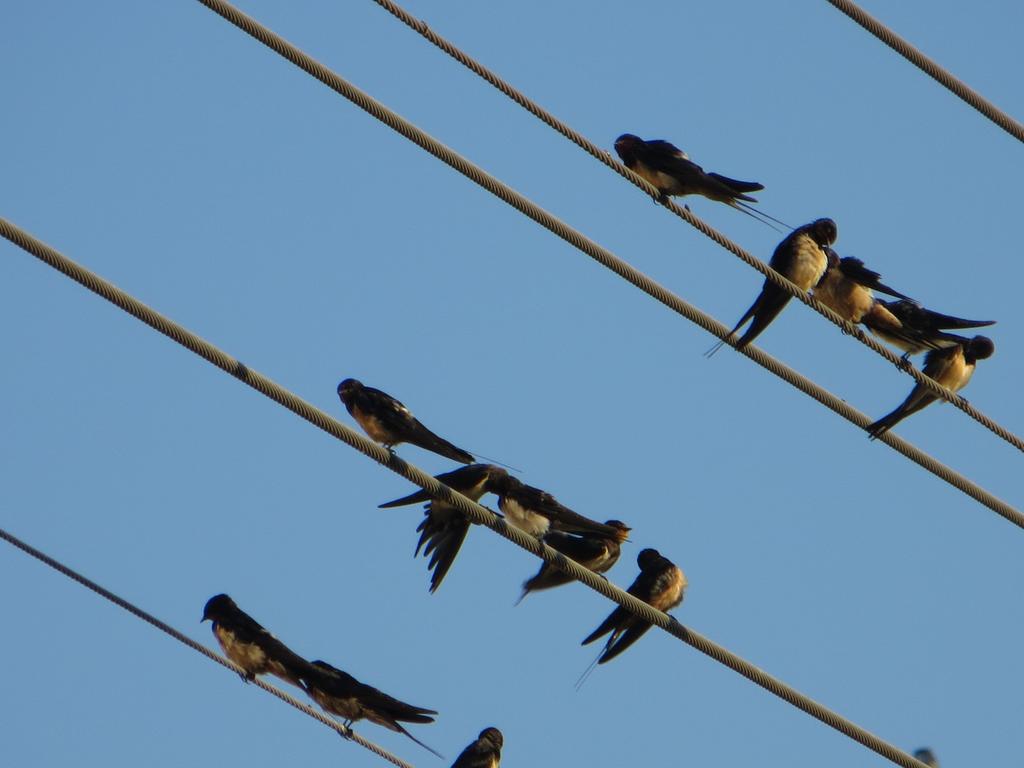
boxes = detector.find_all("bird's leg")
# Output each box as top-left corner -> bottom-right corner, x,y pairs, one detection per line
896,353 -> 913,373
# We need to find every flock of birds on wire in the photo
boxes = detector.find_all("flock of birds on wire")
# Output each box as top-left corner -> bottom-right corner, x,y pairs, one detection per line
200,133 -> 985,766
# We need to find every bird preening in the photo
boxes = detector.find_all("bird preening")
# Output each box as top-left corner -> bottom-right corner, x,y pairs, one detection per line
708,217 -> 838,355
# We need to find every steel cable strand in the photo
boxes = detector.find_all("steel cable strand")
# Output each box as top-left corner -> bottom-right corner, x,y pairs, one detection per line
364,0 -> 1024,453
0,527 -> 415,768
824,0 -> 1024,143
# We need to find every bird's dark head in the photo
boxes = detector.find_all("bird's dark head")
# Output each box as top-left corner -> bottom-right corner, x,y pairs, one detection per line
202,593 -> 235,623
483,467 -> 514,494
605,520 -> 632,542
807,218 -> 838,247
613,133 -> 642,163
637,548 -> 662,569
913,748 -> 939,767
966,335 -> 995,361
337,378 -> 361,404
478,727 -> 503,748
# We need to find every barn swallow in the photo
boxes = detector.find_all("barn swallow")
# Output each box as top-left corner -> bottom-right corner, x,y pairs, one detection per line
379,464 -> 509,593
867,335 -> 994,439
863,299 -> 996,359
301,659 -> 441,758
812,249 -> 914,324
913,748 -> 939,767
581,548 -> 686,665
614,133 -> 763,205
517,521 -> 631,604
486,472 -> 621,539
201,594 -> 310,689
710,218 -> 838,354
613,133 -> 786,228
337,378 -> 474,464
451,727 -> 503,768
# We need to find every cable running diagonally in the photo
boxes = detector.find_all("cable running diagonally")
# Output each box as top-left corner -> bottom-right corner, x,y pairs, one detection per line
366,0 -> 1024,454
0,216 -> 1002,768
0,526 -> 415,768
824,0 -> 1024,144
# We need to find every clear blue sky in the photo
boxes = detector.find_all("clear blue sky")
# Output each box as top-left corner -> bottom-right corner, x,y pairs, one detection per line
3,2 -> 1023,766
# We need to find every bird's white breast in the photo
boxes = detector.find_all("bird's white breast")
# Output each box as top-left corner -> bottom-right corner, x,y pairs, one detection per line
215,626 -> 266,671
789,234 -> 828,291
501,498 -> 550,537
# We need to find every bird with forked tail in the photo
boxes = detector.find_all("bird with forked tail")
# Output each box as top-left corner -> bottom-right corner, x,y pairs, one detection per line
579,548 -> 686,684
337,378 -> 474,464
379,464 -> 509,593
709,217 -> 838,355
863,299 -> 995,360
301,659 -> 441,758
867,335 -> 994,439
201,594 -> 310,691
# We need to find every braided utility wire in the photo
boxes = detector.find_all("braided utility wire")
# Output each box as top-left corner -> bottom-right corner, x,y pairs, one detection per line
824,0 -> 1024,144
366,0 -> 1024,454
2,225 -> 929,768
0,527 -> 415,768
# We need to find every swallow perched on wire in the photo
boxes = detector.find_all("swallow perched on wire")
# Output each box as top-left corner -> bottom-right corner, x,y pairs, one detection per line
709,217 -> 838,354
613,133 -> 787,229
517,521 -> 631,604
201,594 -> 310,690
581,548 -> 686,666
486,472 -> 622,539
614,133 -> 763,205
863,299 -> 996,360
301,659 -> 441,758
913,748 -> 939,767
812,249 -> 914,324
866,335 -> 994,439
379,464 -> 509,593
451,727 -> 503,768
337,378 -> 474,464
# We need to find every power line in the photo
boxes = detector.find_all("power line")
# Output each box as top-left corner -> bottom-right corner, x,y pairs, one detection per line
0,526 -> 416,768
0,217 -> 982,768
366,0 -> 1024,455
824,0 -> 1024,144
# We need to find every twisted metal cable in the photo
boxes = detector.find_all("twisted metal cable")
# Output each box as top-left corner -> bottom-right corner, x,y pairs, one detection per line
366,0 -> 1024,454
0,527 -> 415,768
0,216 -> 1005,768
825,0 -> 1024,144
